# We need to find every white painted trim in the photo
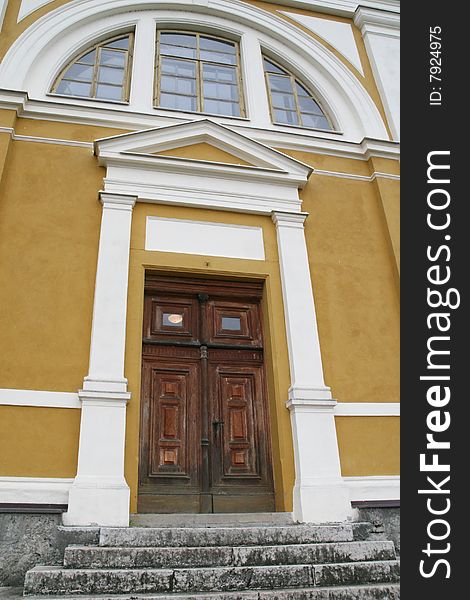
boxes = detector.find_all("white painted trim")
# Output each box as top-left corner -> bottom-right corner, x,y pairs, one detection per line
354,7 -> 400,140
344,476 -> 400,502
96,120 -> 309,215
0,388 -> 81,409
12,133 -> 93,148
0,0 -> 8,32
266,1 -> 399,18
335,402 -> 400,416
314,169 -> 399,181
18,0 -> 54,22
272,211 -> 351,523
64,192 -> 135,527
281,12 -> 364,75
145,217 -> 265,261
0,91 -> 400,161
0,477 -> 73,505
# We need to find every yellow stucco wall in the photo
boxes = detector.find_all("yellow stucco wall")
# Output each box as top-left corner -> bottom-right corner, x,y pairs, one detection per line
0,56 -> 400,520
0,128 -> 399,498
0,406 -> 80,477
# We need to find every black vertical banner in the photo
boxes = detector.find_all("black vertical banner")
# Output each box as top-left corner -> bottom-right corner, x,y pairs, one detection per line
401,4 -> 467,598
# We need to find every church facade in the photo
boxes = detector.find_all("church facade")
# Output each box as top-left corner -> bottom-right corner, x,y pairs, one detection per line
0,0 -> 400,530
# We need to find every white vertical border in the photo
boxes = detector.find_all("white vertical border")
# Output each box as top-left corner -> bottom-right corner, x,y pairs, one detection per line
354,8 -> 400,140
0,0 -> 8,31
63,193 -> 136,527
272,211 -> 351,523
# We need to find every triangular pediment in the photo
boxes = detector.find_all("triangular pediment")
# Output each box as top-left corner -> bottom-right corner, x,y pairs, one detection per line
94,119 -> 312,180
153,142 -> 254,167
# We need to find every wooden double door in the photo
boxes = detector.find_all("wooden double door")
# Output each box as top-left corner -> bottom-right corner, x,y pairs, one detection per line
138,275 -> 274,513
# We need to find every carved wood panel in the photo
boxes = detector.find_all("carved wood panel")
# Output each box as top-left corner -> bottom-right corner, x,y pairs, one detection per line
140,356 -> 199,490
139,274 -> 274,513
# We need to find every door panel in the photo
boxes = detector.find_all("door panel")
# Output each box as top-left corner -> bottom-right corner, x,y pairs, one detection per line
139,276 -> 274,513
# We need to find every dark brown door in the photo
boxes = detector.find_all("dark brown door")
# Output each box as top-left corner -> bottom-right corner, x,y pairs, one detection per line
138,275 -> 274,513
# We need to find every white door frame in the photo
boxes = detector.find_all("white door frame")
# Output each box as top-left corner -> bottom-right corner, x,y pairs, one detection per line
64,121 -> 351,526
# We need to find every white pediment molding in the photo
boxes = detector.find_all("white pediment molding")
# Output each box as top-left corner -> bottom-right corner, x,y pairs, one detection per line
95,120 -> 312,215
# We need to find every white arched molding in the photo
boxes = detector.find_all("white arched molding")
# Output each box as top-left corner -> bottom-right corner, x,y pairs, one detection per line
0,0 -> 388,141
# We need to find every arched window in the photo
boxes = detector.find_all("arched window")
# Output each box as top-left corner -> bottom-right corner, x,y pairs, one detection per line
52,34 -> 134,102
263,56 -> 331,130
155,31 -> 245,117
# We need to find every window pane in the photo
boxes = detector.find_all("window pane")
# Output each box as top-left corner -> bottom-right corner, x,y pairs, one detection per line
161,75 -> 196,95
99,49 -> 126,67
298,94 -> 323,115
200,49 -> 236,65
96,84 -> 123,101
56,80 -> 92,97
271,91 -> 296,110
98,66 -> 125,85
160,43 -> 196,59
301,113 -> 330,129
204,98 -> 240,116
203,63 -> 236,83
163,313 -> 184,327
221,316 -> 241,330
160,92 -> 197,111
77,50 -> 96,65
63,63 -> 93,82
203,81 -> 239,101
268,74 -> 293,93
161,57 -> 196,79
200,36 -> 236,54
160,33 -> 197,48
274,109 -> 299,125
263,58 -> 285,74
105,37 -> 129,50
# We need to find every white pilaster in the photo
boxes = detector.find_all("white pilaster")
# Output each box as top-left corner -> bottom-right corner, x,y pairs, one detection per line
63,192 -> 136,527
354,7 -> 400,140
272,211 -> 351,523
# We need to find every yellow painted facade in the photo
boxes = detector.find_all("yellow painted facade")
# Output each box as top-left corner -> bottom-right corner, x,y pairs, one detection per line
0,0 -> 399,517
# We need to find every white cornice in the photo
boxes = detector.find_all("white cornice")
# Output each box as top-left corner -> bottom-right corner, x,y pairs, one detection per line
94,119 -> 313,179
95,121 -> 310,215
0,90 -> 399,161
354,6 -> 400,38
266,1 -> 399,19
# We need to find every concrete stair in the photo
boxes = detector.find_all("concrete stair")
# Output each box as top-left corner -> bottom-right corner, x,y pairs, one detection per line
23,515 -> 399,598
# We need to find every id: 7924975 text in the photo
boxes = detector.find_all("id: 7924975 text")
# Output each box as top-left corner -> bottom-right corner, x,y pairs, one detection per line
429,26 -> 442,106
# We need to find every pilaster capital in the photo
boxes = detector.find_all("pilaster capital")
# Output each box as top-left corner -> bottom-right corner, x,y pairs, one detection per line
354,7 -> 400,39
99,191 -> 137,211
271,211 -> 309,228
286,385 -> 335,411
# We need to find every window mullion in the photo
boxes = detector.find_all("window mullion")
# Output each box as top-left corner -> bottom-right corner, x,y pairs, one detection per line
196,34 -> 203,113
291,75 -> 302,126
92,46 -> 101,98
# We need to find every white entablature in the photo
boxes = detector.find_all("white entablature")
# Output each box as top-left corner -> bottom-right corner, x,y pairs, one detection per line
95,119 -> 312,214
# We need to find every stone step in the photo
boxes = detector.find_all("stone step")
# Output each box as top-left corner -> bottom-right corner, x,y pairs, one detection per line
130,513 -> 295,528
23,561 -> 399,596
64,541 -> 396,569
99,524 -> 354,548
21,583 -> 401,599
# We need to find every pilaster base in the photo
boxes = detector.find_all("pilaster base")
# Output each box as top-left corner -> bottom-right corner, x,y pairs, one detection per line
293,478 -> 352,523
62,477 -> 130,527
